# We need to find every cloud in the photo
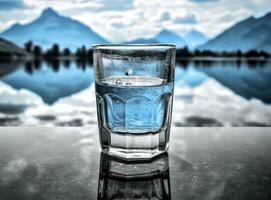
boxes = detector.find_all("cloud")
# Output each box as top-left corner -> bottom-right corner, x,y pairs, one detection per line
174,14 -> 198,24
110,22 -> 127,28
0,0 -> 27,10
160,11 -> 171,21
93,0 -> 134,11
190,0 -> 219,3
61,0 -> 134,14
73,0 -> 91,2
61,1 -> 104,15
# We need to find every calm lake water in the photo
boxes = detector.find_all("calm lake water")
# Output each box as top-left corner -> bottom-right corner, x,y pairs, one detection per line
0,59 -> 271,126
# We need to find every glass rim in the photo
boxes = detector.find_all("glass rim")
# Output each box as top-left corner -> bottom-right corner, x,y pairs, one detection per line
92,43 -> 176,50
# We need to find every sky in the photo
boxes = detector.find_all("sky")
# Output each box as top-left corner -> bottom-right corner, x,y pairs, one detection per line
0,0 -> 270,42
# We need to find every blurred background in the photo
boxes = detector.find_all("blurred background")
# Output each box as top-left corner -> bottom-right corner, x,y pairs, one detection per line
0,0 -> 271,127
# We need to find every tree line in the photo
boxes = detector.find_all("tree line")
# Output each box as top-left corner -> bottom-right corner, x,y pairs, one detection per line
23,57 -> 91,75
24,41 -> 93,59
20,41 -> 271,59
176,47 -> 270,59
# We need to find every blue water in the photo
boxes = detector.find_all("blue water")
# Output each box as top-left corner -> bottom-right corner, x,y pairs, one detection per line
1,59 -> 271,126
0,60 -> 93,104
95,77 -> 173,133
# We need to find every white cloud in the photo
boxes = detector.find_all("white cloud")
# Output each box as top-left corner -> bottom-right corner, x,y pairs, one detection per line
159,11 -> 171,21
174,14 -> 197,24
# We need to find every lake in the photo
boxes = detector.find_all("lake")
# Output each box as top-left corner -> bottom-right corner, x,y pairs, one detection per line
0,59 -> 271,126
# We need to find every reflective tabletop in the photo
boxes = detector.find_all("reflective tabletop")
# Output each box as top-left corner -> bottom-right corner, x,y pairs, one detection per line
0,127 -> 270,200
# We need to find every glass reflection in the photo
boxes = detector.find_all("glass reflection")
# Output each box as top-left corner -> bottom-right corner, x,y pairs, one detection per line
97,153 -> 171,200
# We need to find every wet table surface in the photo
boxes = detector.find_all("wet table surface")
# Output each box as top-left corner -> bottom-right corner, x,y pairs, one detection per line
0,127 -> 271,200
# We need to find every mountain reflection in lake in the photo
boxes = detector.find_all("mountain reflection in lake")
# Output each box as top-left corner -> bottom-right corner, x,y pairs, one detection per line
0,59 -> 271,126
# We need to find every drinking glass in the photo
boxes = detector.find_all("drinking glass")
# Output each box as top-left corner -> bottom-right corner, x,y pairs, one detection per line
93,44 -> 176,160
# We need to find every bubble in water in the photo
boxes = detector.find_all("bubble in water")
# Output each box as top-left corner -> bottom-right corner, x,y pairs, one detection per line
125,68 -> 133,76
115,79 -> 122,85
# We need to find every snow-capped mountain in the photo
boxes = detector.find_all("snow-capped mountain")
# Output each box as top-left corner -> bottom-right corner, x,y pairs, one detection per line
183,29 -> 208,49
0,8 -> 108,51
125,29 -> 187,48
199,12 -> 271,52
124,38 -> 159,44
155,29 -> 187,47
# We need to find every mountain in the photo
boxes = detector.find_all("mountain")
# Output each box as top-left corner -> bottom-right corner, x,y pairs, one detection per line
155,29 -> 187,47
125,29 -> 186,48
0,8 -> 108,51
124,38 -> 159,44
199,12 -> 271,52
0,37 -> 28,56
184,29 -> 208,49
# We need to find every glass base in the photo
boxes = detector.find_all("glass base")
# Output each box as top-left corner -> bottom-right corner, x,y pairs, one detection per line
99,126 -> 170,161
